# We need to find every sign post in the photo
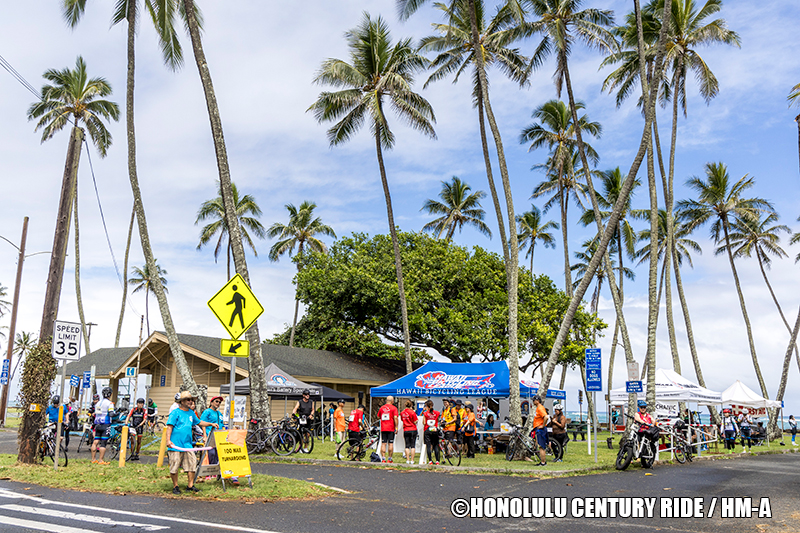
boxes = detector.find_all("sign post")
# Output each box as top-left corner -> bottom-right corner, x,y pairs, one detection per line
585,348 -> 602,464
208,274 -> 263,431
51,320 -> 83,470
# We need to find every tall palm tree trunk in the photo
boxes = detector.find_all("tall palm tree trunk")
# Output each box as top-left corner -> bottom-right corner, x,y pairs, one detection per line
772,305 -> 800,437
182,0 -> 267,415
73,176 -> 90,353
289,242 -> 304,348
466,0 -> 520,424
754,250 -> 800,371
115,205 -> 135,347
374,124 -> 412,373
123,1 -> 199,406
722,220 -> 769,397
530,244 -> 536,280
559,179 -> 572,299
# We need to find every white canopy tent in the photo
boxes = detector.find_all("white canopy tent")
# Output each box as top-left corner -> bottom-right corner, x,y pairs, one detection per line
609,368 -> 722,405
721,380 -> 781,412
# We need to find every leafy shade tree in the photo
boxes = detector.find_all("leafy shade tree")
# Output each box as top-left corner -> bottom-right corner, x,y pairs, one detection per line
402,0 -> 525,424
421,176 -> 491,240
678,162 -> 775,398
62,1 -> 205,405
724,212 -> 799,371
292,231 -> 603,369
517,205 -> 558,278
521,99 -> 601,299
196,181 -> 266,280
129,260 -> 168,337
267,201 -> 336,348
309,13 -> 436,373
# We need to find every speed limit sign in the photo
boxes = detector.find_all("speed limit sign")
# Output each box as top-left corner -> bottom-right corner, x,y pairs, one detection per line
52,320 -> 83,361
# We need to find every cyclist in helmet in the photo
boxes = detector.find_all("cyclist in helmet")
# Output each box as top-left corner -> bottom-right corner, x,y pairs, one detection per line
634,400 -> 654,429
91,387 -> 116,464
169,393 -> 181,415
720,408 -> 738,450
125,398 -> 148,460
292,389 -> 314,423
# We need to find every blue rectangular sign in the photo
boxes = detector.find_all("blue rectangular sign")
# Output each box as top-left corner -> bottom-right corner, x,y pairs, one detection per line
70,374 -> 80,388
1,359 -> 9,373
585,348 -> 602,392
626,380 -> 643,393
82,371 -> 91,389
160,375 -> 166,387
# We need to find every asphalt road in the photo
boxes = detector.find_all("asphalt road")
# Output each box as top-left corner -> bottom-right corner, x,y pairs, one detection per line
0,428 -> 797,533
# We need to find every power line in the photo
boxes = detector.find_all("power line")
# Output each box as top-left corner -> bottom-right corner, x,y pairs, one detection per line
0,53 -> 39,97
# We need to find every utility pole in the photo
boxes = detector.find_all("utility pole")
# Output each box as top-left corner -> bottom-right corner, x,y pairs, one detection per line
0,217 -> 29,427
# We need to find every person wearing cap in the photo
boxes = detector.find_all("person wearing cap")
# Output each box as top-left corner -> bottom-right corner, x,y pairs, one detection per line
200,396 -> 225,474
719,408 -> 738,451
292,389 -> 315,423
528,396 -> 548,466
456,400 -> 467,448
737,409 -> 753,452
166,391 -> 219,495
333,399 -> 347,444
550,403 -> 568,462
441,400 -> 458,442
125,398 -> 148,461
789,415 -> 797,445
169,393 -> 181,415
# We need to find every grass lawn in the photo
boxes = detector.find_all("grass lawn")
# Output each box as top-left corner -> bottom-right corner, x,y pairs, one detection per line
0,454 -> 335,501
247,430 -> 789,475
4,408 -> 22,429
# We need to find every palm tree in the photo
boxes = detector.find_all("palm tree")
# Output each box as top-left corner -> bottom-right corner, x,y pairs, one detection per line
0,285 -> 9,317
400,0 -> 525,424
421,177 -> 491,240
62,2 -> 202,400
790,83 -> 800,171
792,216 -> 800,263
521,99 -> 601,298
677,162 -> 775,398
517,205 -> 558,278
309,13 -> 436,373
10,332 -> 37,387
572,239 -> 635,315
723,212 -> 799,371
27,56 -> 120,343
129,261 -> 168,337
267,201 -> 336,348
196,181 -> 266,280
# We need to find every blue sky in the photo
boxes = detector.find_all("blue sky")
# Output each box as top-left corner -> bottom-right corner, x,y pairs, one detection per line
1,1 -> 798,415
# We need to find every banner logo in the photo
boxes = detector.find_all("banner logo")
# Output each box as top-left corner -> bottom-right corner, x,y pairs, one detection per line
268,373 -> 296,386
414,371 -> 496,390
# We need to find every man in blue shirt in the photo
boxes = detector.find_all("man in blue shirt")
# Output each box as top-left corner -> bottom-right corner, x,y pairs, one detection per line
166,391 -> 218,495
45,395 -> 71,451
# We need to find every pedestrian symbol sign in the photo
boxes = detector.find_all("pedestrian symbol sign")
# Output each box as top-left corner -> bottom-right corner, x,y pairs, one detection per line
208,274 -> 264,340
221,339 -> 250,358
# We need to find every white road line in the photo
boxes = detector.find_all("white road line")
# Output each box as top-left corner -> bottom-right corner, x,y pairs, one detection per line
0,504 -> 169,531
0,513 -> 101,533
313,482 -> 350,494
0,489 -> 280,533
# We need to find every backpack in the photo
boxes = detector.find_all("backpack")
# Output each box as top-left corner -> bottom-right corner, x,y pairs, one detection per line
370,452 -> 381,463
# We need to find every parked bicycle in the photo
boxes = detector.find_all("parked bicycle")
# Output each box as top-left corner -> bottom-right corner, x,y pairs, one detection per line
105,423 -> 137,461
287,414 -> 314,454
615,422 -> 660,470
504,423 -> 562,463
668,420 -> 694,464
336,424 -> 380,461
245,418 -> 297,456
76,420 -> 94,454
38,423 -> 68,467
437,428 -> 461,466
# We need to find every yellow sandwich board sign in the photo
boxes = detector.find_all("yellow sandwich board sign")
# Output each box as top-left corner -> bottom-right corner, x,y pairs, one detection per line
221,339 -> 250,358
214,430 -> 252,478
207,274 -> 264,339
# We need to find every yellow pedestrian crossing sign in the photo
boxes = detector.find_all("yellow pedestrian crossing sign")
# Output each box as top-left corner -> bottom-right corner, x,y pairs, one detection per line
208,274 -> 264,339
221,339 -> 250,358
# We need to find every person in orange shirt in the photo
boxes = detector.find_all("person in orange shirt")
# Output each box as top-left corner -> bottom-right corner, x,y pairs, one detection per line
462,404 -> 477,458
530,395 -> 548,466
333,399 -> 347,443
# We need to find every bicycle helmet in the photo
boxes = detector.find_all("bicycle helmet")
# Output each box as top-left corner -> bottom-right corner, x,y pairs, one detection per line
137,398 -> 145,404
51,395 -> 60,405
302,389 -> 310,396
93,394 -> 99,401
175,393 -> 181,401
102,386 -> 113,399
637,400 -> 647,408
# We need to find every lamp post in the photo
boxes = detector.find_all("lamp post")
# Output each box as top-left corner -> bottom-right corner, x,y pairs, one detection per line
0,217 -> 28,427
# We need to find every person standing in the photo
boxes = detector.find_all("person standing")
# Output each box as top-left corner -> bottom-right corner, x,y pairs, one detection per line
125,398 -> 148,461
378,396 -> 399,463
400,400 -> 418,464
422,400 -> 441,465
789,415 -> 797,446
169,393 -> 181,415
550,403 -> 568,462
719,408 -> 738,451
528,396 -> 548,466
347,404 -> 364,441
737,409 -> 753,452
292,389 -> 315,423
166,391 -> 219,495
147,398 -> 158,425
441,399 -> 457,443
200,396 -> 224,472
462,404 -> 476,458
333,399 -> 347,444
91,387 -> 116,465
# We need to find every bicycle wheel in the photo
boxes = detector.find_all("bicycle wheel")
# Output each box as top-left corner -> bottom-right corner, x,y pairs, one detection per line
640,441 -> 657,469
684,444 -> 694,463
76,429 -> 90,453
246,429 -> 263,454
43,441 -> 68,467
615,443 -> 633,470
151,421 -> 165,435
299,429 -> 314,454
546,439 -> 563,462
443,440 -> 461,466
336,438 -> 364,461
505,437 -> 518,462
106,434 -> 121,460
673,443 -> 686,464
270,431 -> 296,456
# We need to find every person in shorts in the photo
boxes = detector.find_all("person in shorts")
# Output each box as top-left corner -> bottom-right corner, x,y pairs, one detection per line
334,399 -> 347,444
400,400 -> 418,464
422,400 -> 441,465
125,398 -> 148,460
166,391 -> 219,495
348,404 -> 364,440
528,396 -> 548,466
91,387 -> 115,465
549,402 -> 568,461
378,396 -> 399,463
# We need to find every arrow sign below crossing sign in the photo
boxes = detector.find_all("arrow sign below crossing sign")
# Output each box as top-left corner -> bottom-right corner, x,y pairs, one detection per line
221,339 -> 250,358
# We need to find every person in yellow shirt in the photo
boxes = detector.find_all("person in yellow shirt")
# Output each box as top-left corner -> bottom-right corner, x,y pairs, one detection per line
441,399 -> 457,441
333,399 -> 347,443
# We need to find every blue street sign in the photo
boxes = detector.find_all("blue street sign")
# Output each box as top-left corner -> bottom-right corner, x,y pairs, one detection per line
0,376 -> 6,386
70,374 -> 80,388
126,367 -> 136,378
585,348 -> 602,392
626,380 -> 643,393
1,359 -> 9,373
160,375 -> 166,387
82,371 -> 91,389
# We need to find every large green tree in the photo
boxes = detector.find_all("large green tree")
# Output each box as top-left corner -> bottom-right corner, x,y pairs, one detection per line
196,181 -> 266,280
309,13 -> 436,373
267,201 -> 336,348
291,231 -> 602,372
421,176 -> 491,240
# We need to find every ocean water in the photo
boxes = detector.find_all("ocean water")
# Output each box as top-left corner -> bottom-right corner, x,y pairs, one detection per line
567,410 -> 795,429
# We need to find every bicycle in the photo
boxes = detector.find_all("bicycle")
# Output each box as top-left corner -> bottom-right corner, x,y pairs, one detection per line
144,414 -> 165,436
668,420 -> 694,464
105,423 -> 137,461
504,423 -> 563,463
245,418 -> 297,456
615,422 -> 660,470
437,429 -> 461,466
336,424 -> 380,461
289,414 -> 315,454
38,423 -> 68,467
76,421 -> 94,454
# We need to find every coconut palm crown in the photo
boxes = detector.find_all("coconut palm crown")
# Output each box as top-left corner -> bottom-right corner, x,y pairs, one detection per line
421,176 -> 491,240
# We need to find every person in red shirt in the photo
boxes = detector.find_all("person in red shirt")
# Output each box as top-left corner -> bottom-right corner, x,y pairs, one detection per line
348,404 -> 364,441
400,400 -> 419,464
378,396 -> 399,463
422,400 -> 441,465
